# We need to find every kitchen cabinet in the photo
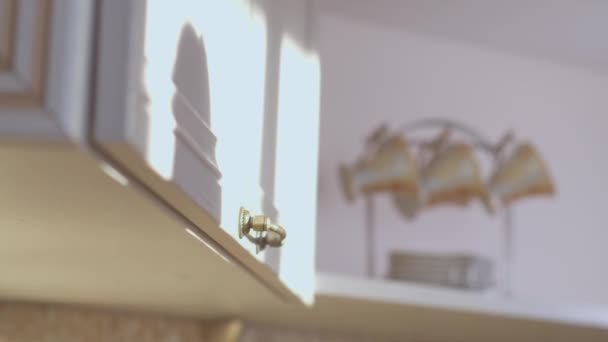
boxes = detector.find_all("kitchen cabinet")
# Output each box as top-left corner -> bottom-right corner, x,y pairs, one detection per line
2,0 -> 317,318
0,0 -> 320,305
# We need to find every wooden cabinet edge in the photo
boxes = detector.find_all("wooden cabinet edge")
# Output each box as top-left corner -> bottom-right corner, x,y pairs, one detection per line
92,142 -> 304,305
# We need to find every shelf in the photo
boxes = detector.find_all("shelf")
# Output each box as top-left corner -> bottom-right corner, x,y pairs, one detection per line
287,273 -> 607,341
317,273 -> 608,328
239,273 -> 608,341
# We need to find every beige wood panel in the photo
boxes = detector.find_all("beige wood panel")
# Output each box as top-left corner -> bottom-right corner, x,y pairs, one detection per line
97,144 -> 301,304
0,144 -> 298,319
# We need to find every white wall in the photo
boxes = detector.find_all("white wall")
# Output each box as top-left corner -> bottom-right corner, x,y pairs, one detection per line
316,14 -> 608,305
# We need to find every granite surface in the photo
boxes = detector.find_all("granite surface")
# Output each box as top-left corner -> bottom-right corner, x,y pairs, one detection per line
0,302 -> 206,342
0,302 -> 388,342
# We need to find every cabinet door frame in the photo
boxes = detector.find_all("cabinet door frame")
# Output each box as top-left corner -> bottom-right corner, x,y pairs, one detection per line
0,0 -> 93,142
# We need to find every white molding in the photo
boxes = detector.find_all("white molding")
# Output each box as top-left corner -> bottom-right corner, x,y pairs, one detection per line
0,0 -> 92,142
44,0 -> 94,143
93,0 -> 146,143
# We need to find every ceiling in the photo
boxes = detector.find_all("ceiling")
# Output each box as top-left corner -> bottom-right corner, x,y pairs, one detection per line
319,0 -> 608,72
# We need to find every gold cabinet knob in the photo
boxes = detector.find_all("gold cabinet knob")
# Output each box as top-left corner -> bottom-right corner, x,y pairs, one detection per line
238,207 -> 286,253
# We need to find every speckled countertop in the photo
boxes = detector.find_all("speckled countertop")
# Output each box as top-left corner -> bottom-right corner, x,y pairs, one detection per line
0,302 -> 387,342
0,302 -> 206,342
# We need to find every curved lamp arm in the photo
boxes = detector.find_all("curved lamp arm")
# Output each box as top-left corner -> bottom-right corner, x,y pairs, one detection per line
373,118 -> 514,161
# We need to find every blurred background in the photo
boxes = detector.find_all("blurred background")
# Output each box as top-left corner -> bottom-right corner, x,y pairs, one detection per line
316,0 -> 608,305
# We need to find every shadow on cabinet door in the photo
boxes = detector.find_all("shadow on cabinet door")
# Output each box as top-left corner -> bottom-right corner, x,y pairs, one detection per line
171,22 -> 222,222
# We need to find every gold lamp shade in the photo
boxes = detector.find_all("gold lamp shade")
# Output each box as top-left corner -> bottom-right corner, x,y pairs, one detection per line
340,136 -> 419,201
391,191 -> 421,219
489,143 -> 555,205
420,143 -> 494,213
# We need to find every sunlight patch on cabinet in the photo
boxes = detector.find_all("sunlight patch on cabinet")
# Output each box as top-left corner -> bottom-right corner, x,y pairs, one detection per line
274,35 -> 321,305
196,0 -> 269,257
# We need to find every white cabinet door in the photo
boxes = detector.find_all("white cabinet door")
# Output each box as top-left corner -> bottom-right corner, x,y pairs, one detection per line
92,0 -> 319,303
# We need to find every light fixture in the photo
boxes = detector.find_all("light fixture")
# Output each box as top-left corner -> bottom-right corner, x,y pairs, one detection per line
489,143 -> 555,205
421,143 -> 494,213
339,135 -> 419,202
338,119 -> 556,296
